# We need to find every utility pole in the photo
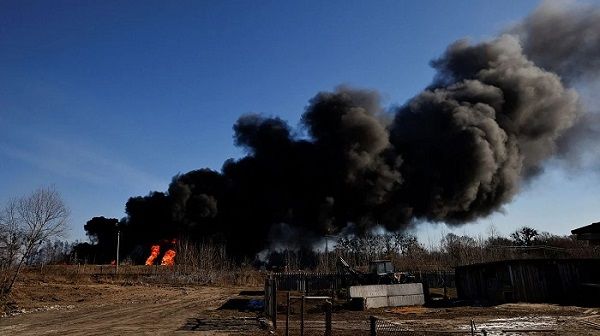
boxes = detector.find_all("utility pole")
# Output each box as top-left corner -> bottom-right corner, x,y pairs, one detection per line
324,235 -> 334,272
116,228 -> 120,274
325,236 -> 328,271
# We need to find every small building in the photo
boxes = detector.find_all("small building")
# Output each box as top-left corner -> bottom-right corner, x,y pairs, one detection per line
455,259 -> 600,305
572,222 -> 600,245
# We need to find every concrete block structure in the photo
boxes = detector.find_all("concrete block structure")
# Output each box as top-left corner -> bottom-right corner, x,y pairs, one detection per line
349,283 -> 425,309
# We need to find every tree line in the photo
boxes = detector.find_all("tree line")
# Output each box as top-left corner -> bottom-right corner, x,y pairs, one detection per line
2,187 -> 598,303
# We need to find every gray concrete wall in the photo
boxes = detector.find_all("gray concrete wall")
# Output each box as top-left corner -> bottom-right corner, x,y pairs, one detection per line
349,283 -> 425,309
387,283 -> 423,296
364,296 -> 389,309
387,294 -> 425,307
349,284 -> 388,298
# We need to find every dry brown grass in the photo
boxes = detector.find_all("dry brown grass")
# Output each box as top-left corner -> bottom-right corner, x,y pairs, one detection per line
1,264 -> 266,315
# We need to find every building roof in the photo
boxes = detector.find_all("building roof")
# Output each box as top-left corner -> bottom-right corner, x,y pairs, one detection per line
571,222 -> 600,235
455,258 -> 600,270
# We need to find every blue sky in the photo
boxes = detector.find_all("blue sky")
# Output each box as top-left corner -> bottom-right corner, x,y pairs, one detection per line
1,0 -> 598,244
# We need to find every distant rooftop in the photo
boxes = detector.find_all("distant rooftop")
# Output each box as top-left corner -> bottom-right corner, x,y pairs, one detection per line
571,222 -> 600,245
571,222 -> 600,235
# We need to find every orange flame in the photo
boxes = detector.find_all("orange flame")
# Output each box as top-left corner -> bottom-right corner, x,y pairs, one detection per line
145,245 -> 161,265
161,249 -> 176,266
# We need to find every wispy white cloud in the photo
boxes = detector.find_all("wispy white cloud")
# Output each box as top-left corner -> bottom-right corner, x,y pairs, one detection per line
0,129 -> 165,191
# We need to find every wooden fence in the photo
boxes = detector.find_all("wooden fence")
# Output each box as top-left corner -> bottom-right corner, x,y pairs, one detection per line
417,271 -> 455,288
272,272 -> 342,294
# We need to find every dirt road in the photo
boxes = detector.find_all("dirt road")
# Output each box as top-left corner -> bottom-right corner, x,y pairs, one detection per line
0,283 -> 268,335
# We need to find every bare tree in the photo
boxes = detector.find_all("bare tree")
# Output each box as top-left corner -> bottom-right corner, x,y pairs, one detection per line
511,226 -> 539,246
0,187 -> 69,297
0,201 -> 24,290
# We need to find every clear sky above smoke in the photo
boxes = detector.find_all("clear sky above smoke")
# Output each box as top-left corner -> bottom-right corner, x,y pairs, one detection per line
1,0 -> 599,244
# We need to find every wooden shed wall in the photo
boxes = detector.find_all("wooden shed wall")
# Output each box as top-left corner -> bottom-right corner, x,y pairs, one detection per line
455,259 -> 600,304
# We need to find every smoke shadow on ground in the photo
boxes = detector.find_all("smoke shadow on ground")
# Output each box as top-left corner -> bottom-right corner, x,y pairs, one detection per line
239,290 -> 265,296
177,317 -> 261,332
219,294 -> 265,311
218,298 -> 254,311
218,290 -> 265,311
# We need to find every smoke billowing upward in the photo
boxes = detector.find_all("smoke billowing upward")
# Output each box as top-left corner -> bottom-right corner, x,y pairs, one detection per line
391,34 -> 578,223
512,1 -> 600,170
110,1 -> 600,258
513,0 -> 600,83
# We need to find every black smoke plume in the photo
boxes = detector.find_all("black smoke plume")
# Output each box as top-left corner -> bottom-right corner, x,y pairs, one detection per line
512,1 -> 600,169
97,1 -> 598,259
512,0 -> 600,82
390,34 -> 578,223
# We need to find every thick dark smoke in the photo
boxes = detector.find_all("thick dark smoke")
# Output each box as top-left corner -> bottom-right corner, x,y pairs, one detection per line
390,35 -> 578,223
512,0 -> 600,82
511,1 -> 600,169
87,1 -> 599,259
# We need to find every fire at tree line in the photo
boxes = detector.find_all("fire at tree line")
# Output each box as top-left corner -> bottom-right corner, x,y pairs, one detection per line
2,189 -> 599,271
72,219 -> 600,270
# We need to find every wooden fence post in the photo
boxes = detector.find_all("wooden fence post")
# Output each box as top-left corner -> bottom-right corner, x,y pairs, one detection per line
264,278 -> 268,316
300,294 -> 305,336
370,316 -> 377,336
325,300 -> 332,336
286,291 -> 290,336
272,279 -> 278,330
443,272 -> 448,300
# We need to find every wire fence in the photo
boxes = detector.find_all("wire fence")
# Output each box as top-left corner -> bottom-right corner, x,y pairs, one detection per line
273,271 -> 342,294
370,317 -> 437,336
369,316 -> 488,336
278,293 -> 334,336
274,311 -> 484,336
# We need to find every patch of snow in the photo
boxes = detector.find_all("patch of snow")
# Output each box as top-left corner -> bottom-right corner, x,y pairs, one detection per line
461,316 -> 557,336
1,304 -> 75,318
